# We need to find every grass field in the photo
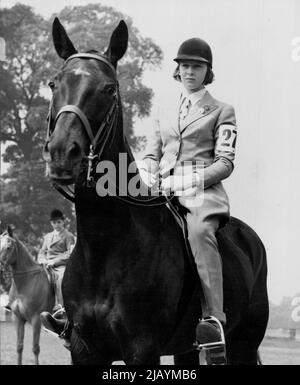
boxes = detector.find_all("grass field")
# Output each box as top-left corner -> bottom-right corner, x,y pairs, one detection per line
1,320 -> 300,365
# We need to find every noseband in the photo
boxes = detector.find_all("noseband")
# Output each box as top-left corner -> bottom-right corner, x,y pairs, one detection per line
46,53 -> 119,187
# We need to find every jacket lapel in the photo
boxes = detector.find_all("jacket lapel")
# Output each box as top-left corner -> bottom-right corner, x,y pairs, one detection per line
179,91 -> 218,134
49,230 -> 65,247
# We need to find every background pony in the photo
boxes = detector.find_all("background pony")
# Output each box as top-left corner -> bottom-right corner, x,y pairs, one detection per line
0,226 -> 54,365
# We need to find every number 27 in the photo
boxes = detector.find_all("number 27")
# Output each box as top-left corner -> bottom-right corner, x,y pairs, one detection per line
222,129 -> 237,149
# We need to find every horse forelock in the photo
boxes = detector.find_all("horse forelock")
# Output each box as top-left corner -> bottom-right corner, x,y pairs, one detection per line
54,52 -> 116,109
62,49 -> 115,78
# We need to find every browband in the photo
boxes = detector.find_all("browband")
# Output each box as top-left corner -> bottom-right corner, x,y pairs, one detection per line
64,53 -> 116,75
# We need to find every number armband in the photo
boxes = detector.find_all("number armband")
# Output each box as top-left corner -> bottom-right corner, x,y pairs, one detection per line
215,124 -> 237,155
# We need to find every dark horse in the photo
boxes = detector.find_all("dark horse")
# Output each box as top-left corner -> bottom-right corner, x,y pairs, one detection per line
43,18 -> 268,365
0,227 -> 54,364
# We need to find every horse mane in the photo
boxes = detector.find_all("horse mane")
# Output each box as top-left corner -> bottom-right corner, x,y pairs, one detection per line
13,235 -> 38,269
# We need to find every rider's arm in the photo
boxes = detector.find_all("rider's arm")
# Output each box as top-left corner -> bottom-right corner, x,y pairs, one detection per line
138,123 -> 162,188
195,104 -> 237,189
200,157 -> 233,189
37,236 -> 48,264
51,233 -> 76,267
142,116 -> 162,175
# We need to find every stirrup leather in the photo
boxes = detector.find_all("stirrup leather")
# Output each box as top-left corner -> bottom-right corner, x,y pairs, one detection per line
194,316 -> 225,350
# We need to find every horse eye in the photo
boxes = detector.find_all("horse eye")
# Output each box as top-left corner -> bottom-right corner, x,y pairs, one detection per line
105,85 -> 116,96
48,81 -> 55,90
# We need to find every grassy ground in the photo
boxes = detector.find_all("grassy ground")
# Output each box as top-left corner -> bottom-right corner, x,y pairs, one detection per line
1,320 -> 300,365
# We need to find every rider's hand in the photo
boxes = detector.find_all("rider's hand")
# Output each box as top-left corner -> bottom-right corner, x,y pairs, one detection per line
161,172 -> 201,195
46,260 -> 55,267
139,168 -> 158,188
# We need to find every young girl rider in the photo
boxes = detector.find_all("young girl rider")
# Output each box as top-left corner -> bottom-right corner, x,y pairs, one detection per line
141,37 -> 237,347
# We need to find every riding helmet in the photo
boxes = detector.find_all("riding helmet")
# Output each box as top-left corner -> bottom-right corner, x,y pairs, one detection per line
50,209 -> 65,221
174,38 -> 213,68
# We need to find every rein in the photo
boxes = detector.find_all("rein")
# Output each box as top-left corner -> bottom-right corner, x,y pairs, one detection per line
12,266 -> 44,277
46,53 -> 174,207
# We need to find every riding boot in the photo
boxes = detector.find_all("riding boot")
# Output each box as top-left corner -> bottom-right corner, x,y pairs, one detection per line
40,310 -> 71,341
195,316 -> 227,365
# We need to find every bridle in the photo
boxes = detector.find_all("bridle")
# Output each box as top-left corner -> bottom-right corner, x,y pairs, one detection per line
45,53 -> 174,207
46,53 -> 119,191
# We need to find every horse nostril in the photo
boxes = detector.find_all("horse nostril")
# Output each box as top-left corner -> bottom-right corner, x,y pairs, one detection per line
68,142 -> 82,160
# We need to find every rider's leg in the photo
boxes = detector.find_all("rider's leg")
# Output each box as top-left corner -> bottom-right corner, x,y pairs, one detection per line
4,280 -> 17,311
186,210 -> 226,324
185,203 -> 228,357
53,266 -> 65,311
41,266 -> 69,337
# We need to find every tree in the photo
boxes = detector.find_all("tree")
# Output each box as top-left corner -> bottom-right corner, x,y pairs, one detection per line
0,4 -> 51,163
0,3 -> 162,245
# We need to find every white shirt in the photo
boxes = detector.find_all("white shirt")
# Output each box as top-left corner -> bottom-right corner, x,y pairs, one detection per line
52,229 -> 63,243
181,87 -> 207,106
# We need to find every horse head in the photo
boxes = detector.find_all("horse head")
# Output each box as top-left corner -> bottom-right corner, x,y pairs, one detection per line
43,17 -> 128,186
0,226 -> 17,268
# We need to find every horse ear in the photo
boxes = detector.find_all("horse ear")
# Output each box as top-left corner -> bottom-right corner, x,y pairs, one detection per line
52,17 -> 77,60
105,20 -> 128,66
7,226 -> 13,238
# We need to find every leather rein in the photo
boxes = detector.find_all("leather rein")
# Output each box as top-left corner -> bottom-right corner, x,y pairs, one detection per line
46,53 -> 173,207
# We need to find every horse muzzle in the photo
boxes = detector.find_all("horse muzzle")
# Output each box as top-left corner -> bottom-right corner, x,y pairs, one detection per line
47,163 -> 76,186
43,141 -> 83,186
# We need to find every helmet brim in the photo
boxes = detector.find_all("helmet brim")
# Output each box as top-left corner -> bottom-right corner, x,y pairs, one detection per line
174,55 -> 211,65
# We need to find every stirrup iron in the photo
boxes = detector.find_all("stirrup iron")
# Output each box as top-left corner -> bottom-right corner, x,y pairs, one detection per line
194,315 -> 226,351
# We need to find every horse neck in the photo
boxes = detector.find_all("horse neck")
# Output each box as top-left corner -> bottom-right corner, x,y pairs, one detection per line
100,100 -> 135,164
75,138 -> 133,231
11,239 -> 38,273
75,113 -> 141,254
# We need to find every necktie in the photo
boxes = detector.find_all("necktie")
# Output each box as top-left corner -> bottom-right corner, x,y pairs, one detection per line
179,97 -> 191,122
